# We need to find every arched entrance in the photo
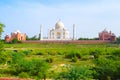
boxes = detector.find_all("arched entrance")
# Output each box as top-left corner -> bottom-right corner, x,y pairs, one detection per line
56,32 -> 61,39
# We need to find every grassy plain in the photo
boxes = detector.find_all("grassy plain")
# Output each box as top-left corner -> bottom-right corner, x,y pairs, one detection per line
4,43 -> 119,66
1,43 -> 120,79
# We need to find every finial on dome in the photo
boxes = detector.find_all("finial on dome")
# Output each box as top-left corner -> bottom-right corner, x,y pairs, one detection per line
58,19 -> 61,21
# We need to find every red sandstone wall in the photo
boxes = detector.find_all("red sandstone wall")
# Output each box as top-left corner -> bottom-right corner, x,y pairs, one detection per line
24,40 -> 111,44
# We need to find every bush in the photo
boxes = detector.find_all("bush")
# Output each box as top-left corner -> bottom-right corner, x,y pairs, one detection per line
112,49 -> 120,57
65,50 -> 82,59
13,58 -> 50,79
19,72 -> 29,78
71,56 -> 78,62
92,57 -> 120,80
0,68 -> 14,75
81,55 -> 90,61
47,50 -> 57,55
23,50 -> 31,55
11,52 -> 25,64
31,50 -> 45,55
57,51 -> 64,55
0,52 -> 9,64
0,41 -> 4,53
56,66 -> 93,80
11,38 -> 22,44
17,40 -> 22,43
36,51 -> 44,55
13,50 -> 18,52
105,55 -> 117,60
46,57 -> 53,63
89,49 -> 101,58
11,38 -> 18,43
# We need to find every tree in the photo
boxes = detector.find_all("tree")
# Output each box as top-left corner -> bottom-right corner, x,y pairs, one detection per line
26,35 -> 39,40
0,22 -> 5,53
11,38 -> 22,43
0,22 -> 5,39
116,36 -> 120,44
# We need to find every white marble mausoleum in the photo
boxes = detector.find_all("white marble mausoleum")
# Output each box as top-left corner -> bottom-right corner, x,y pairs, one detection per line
48,20 -> 70,40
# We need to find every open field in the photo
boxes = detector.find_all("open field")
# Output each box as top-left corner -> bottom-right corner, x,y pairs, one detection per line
1,42 -> 120,79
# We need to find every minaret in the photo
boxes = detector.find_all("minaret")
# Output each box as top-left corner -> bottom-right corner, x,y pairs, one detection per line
73,24 -> 75,40
39,25 -> 42,40
48,29 -> 49,39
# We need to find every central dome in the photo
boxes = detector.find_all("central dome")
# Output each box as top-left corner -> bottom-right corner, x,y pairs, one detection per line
55,20 -> 64,29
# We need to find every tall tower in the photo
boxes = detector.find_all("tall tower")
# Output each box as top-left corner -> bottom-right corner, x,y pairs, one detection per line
73,24 -> 75,40
47,29 -> 50,39
39,25 -> 42,40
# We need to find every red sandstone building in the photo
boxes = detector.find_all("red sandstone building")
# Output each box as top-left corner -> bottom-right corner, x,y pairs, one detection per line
99,29 -> 116,41
5,30 -> 26,43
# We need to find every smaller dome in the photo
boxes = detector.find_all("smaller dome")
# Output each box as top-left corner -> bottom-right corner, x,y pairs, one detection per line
13,30 -> 21,34
55,20 -> 64,29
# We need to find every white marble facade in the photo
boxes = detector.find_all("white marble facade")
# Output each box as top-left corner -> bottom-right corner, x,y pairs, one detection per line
48,20 -> 69,40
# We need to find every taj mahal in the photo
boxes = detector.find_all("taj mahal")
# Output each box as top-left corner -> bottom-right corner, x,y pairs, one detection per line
48,20 -> 70,40
5,20 -> 117,43
40,20 -> 75,40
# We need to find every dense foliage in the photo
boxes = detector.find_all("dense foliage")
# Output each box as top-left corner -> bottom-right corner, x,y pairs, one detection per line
0,22 -> 5,64
78,37 -> 99,40
0,22 -> 5,39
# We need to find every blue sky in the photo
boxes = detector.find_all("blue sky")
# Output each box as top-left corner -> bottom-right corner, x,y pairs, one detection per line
0,0 -> 120,39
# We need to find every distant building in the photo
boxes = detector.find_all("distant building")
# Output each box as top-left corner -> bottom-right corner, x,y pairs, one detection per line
5,30 -> 26,43
48,20 -> 70,40
99,29 -> 116,41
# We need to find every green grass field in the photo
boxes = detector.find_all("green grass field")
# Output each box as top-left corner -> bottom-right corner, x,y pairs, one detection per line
4,43 -> 120,66
1,43 -> 120,79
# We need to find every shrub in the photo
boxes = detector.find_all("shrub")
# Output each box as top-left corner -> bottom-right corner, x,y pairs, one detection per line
13,50 -> 18,52
0,41 -> 4,53
65,50 -> 82,59
81,55 -> 90,61
31,50 -> 44,55
105,55 -> 117,60
11,38 -> 22,44
0,52 -> 9,64
23,50 -> 31,55
19,72 -> 29,78
57,51 -> 64,55
11,38 -> 18,43
47,50 -> 57,55
92,57 -> 120,80
17,40 -> 22,43
11,52 -> 25,64
36,51 -> 44,55
76,53 -> 82,59
46,57 -> 54,63
0,68 -> 14,75
13,58 -> 50,79
89,49 -> 101,58
56,66 -> 93,80
112,49 -> 120,57
71,56 -> 78,62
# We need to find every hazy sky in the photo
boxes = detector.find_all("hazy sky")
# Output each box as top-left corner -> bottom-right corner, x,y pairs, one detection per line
0,0 -> 120,39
